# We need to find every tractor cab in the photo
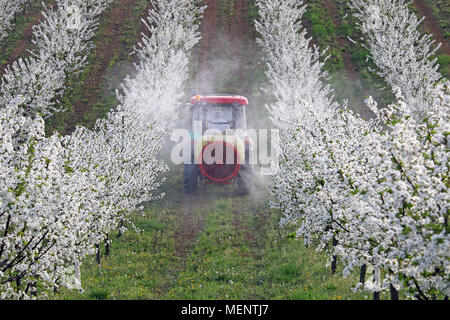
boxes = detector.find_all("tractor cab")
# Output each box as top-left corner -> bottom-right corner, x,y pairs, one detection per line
189,94 -> 248,134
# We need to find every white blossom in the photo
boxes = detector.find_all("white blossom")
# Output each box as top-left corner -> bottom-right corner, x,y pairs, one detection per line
0,0 -> 113,118
0,0 -> 203,299
349,0 -> 443,118
257,0 -> 449,299
0,0 -> 23,44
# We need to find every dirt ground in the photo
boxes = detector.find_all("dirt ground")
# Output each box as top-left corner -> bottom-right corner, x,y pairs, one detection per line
413,0 -> 450,55
65,0 -> 141,133
322,0 -> 360,82
0,1 -> 57,77
172,0 -> 258,269
173,195 -> 206,258
194,0 -> 256,98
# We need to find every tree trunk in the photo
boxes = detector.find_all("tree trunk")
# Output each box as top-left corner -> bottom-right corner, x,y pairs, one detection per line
331,237 -> 338,274
390,284 -> 399,300
105,234 -> 110,256
373,267 -> 380,300
25,280 -> 37,297
95,244 -> 101,265
16,277 -> 21,292
117,219 -> 124,238
360,264 -> 367,283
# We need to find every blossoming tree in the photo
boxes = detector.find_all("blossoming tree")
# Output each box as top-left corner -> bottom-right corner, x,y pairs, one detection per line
0,0 -> 204,299
0,0 -> 24,44
0,0 -> 113,118
256,0 -> 449,299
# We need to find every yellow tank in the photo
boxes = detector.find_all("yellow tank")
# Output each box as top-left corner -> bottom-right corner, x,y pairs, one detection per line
195,134 -> 245,165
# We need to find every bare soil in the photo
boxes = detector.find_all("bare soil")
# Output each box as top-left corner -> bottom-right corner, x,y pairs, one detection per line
322,1 -> 359,82
63,0 -> 140,134
0,1 -> 57,77
413,0 -> 450,55
172,0 -> 258,265
173,195 -> 206,258
196,0 -> 219,83
194,0 -> 256,98
232,200 -> 257,255
231,0 -> 255,96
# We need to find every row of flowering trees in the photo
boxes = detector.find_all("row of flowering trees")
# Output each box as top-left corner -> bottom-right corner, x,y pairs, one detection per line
0,0 -> 114,118
256,0 -> 448,300
0,0 -> 203,299
0,0 -> 25,44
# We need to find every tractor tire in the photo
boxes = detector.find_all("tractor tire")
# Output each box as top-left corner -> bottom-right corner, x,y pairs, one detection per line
237,165 -> 254,195
183,164 -> 198,194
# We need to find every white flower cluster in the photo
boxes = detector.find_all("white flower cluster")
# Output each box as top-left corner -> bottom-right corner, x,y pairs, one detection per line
0,98 -> 101,299
0,0 -> 113,118
0,0 -> 23,44
65,0 -> 204,256
349,0 -> 442,119
124,0 -> 203,128
256,0 -> 449,299
0,0 -> 203,299
361,83 -> 449,298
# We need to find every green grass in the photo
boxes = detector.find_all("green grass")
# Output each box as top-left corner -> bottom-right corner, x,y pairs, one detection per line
49,167 -> 367,300
0,1 -> 56,67
303,1 -> 342,73
46,0 -> 149,134
52,203 -> 185,299
421,0 -> 450,36
437,54 -> 450,79
165,196 -> 365,300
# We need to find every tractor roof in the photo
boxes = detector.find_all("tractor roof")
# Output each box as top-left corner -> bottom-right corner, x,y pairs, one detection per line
190,94 -> 248,106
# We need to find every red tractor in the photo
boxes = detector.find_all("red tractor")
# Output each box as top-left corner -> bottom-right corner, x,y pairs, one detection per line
183,94 -> 254,194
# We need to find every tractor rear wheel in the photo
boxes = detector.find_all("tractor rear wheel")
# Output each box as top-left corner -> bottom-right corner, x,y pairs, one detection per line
183,164 -> 198,194
237,165 -> 253,195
